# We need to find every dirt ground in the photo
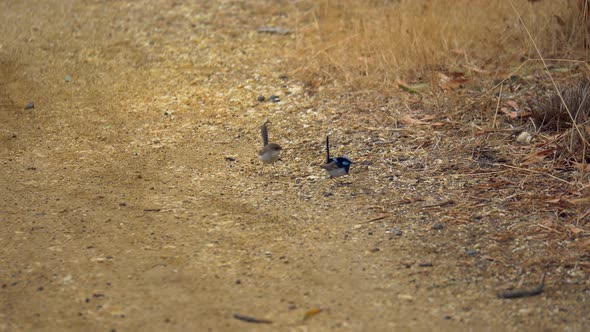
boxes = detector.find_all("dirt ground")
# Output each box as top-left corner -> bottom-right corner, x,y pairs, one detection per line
1,1 -> 589,331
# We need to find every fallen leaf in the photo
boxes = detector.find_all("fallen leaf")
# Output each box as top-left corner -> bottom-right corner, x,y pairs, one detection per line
501,107 -> 519,119
450,48 -> 467,56
396,80 -> 424,95
567,197 -> 590,205
566,224 -> 585,235
521,149 -> 555,166
400,115 -> 427,125
440,78 -> 469,90
463,64 -> 488,74
507,100 -> 520,111
501,107 -> 532,119
577,238 -> 590,251
303,308 -> 322,321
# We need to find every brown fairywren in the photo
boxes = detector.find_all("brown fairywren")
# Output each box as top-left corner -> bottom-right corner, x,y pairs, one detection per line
258,121 -> 282,168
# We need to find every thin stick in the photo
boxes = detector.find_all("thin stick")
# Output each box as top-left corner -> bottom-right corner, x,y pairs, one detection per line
492,83 -> 503,129
535,223 -> 563,234
365,214 -> 391,223
495,163 -> 574,186
497,273 -> 546,299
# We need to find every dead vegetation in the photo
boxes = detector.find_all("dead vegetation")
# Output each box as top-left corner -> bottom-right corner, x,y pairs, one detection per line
286,0 -> 590,264
1,1 -> 589,330
292,0 -> 589,93
534,77 -> 590,162
288,0 -> 590,174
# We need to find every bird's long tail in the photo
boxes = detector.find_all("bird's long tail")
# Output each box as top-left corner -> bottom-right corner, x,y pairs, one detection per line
326,136 -> 331,164
261,122 -> 270,146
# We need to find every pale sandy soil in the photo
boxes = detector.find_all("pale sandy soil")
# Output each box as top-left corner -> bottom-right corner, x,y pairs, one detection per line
1,1 -> 588,331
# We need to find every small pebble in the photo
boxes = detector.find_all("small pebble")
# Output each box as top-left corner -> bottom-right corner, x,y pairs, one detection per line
390,227 -> 402,236
257,26 -> 292,35
24,102 -> 35,110
465,249 -> 478,256
257,95 -> 266,102
432,223 -> 444,230
64,75 -> 73,82
269,95 -> 280,103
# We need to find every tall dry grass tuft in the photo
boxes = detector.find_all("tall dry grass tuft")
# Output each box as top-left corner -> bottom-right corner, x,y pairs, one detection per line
293,0 -> 588,93
534,78 -> 590,163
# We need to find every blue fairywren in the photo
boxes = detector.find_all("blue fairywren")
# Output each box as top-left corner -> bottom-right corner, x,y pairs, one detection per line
258,121 -> 282,167
321,136 -> 353,177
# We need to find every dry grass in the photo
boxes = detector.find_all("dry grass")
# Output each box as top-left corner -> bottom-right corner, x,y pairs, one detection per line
534,77 -> 590,162
292,0 -> 588,93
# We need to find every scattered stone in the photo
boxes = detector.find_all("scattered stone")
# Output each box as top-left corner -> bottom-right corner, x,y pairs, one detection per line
257,26 -> 292,35
390,227 -> 402,236
64,75 -> 73,82
278,74 -> 289,81
516,131 -> 532,144
269,95 -> 280,103
24,101 -> 35,110
466,249 -> 478,256
257,95 -> 266,102
398,294 -> 414,301
432,223 -> 444,230
418,262 -> 433,267
224,156 -> 237,162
